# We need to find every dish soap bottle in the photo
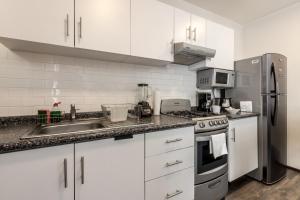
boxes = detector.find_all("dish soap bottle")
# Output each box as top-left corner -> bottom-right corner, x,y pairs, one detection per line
51,102 -> 62,123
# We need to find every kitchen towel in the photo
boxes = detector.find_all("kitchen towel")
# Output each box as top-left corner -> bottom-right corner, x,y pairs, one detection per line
153,89 -> 161,115
211,133 -> 228,159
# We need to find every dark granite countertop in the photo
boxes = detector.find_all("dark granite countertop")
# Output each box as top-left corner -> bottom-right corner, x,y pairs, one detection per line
0,115 -> 196,154
227,112 -> 260,120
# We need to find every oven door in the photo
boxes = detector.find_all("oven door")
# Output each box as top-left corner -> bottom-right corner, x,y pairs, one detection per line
195,129 -> 228,184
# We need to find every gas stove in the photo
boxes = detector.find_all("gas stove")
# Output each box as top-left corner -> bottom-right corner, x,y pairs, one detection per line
161,99 -> 228,132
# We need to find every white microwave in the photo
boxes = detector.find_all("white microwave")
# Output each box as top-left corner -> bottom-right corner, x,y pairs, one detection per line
197,68 -> 235,89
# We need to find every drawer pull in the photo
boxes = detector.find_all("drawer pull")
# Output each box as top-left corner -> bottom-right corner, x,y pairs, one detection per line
166,160 -> 183,167
165,138 -> 183,144
166,190 -> 183,199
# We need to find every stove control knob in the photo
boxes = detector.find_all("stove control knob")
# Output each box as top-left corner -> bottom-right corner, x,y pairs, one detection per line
221,120 -> 225,124
199,123 -> 205,128
213,121 -> 217,125
224,119 -> 228,124
209,121 -> 214,126
217,121 -> 222,125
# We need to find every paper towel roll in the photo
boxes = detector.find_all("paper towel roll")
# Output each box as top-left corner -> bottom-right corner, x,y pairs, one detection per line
153,90 -> 161,115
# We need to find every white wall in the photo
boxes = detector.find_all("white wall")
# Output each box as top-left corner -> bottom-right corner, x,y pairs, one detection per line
242,3 -> 300,169
0,43 -> 196,116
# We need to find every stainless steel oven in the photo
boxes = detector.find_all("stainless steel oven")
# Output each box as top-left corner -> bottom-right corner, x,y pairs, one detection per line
195,128 -> 228,200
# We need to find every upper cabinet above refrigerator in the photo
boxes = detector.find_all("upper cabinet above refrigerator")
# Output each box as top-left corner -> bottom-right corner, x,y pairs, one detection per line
174,9 -> 206,47
205,20 -> 235,70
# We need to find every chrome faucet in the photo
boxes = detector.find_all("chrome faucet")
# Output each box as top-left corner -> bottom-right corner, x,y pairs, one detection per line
70,104 -> 79,120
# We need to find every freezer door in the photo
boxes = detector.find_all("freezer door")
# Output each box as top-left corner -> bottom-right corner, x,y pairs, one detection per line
262,54 -> 287,94
263,94 -> 287,184
229,56 -> 262,112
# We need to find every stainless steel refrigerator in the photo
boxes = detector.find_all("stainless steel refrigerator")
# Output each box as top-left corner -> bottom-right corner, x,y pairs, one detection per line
229,53 -> 287,184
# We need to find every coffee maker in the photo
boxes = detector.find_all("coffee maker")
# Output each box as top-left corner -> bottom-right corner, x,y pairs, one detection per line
197,91 -> 212,112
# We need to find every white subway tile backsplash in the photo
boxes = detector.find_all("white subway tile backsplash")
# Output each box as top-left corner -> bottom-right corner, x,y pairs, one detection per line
0,45 -> 197,116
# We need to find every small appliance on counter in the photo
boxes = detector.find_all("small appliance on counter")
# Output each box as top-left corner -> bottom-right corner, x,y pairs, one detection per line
136,83 -> 152,118
197,91 -> 212,112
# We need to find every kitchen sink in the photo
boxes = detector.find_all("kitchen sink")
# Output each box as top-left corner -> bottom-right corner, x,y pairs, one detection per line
21,119 -> 154,139
22,120 -> 107,139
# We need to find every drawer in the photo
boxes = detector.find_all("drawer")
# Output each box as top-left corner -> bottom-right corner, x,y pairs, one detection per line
145,127 -> 194,157
195,173 -> 228,200
145,147 -> 194,181
146,167 -> 194,200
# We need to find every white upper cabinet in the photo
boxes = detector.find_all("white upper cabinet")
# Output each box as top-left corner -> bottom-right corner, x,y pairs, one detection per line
228,117 -> 258,182
206,20 -> 234,70
75,134 -> 144,200
131,0 -> 174,61
75,0 -> 131,55
0,145 -> 74,200
0,0 -> 74,47
174,8 -> 191,43
174,9 -> 206,46
190,15 -> 206,46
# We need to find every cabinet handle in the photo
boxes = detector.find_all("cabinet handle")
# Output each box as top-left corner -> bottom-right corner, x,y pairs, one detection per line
66,14 -> 69,37
166,190 -> 183,199
165,138 -> 183,144
193,27 -> 197,41
79,17 -> 83,39
186,26 -> 192,40
81,156 -> 85,184
166,160 -> 183,167
231,128 -> 236,142
64,158 -> 68,188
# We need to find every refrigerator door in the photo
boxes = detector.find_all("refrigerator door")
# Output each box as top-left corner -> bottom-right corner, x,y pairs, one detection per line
262,54 -> 287,95
229,56 -> 262,112
263,94 -> 287,184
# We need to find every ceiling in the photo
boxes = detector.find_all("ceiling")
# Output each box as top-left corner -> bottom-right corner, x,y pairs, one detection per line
185,0 -> 300,24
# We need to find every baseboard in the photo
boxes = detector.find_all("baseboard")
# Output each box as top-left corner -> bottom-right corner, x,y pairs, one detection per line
285,165 -> 300,172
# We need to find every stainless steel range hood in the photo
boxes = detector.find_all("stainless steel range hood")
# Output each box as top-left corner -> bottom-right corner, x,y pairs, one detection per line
173,42 -> 216,66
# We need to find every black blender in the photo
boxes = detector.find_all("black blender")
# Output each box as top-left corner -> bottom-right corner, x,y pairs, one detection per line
136,83 -> 152,117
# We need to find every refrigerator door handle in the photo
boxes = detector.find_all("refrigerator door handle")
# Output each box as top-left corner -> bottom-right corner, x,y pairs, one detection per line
271,95 -> 277,126
270,64 -> 277,94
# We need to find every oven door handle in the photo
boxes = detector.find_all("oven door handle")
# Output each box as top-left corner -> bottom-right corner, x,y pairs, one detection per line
196,136 -> 211,142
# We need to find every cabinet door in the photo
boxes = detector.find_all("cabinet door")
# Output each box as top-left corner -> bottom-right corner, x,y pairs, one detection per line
131,0 -> 174,61
228,117 -> 258,182
0,0 -> 74,47
174,8 -> 191,43
206,20 -> 234,70
191,15 -> 206,46
75,0 -> 130,55
0,145 -> 74,200
75,134 -> 144,200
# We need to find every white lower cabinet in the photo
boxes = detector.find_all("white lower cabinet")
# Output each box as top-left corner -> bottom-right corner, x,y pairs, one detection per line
74,134 -> 144,200
0,145 -> 74,200
146,167 -> 194,200
145,127 -> 194,200
228,117 -> 258,182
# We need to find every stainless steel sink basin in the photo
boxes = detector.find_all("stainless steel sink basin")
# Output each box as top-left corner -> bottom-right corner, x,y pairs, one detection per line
22,120 -> 107,139
21,119 -> 154,139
